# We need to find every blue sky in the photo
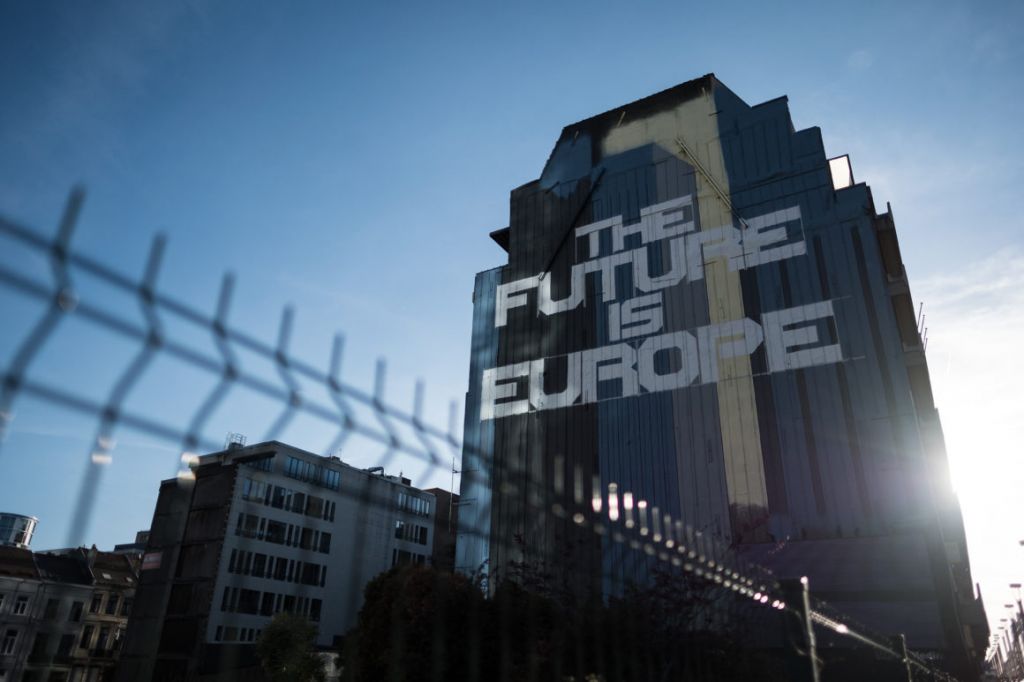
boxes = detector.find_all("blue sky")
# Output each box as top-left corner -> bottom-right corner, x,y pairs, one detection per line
1,0 -> 1022,632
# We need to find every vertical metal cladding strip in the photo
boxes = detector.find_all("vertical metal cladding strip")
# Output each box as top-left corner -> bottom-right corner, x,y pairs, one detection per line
601,85 -> 768,542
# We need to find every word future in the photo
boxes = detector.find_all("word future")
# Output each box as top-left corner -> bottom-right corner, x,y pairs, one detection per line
481,195 -> 843,421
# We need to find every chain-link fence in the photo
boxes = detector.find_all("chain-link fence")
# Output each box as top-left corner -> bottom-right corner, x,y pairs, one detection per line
0,189 -> 963,681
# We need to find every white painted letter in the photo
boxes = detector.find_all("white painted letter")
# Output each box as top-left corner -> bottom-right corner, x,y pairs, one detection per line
495,276 -> 540,328
638,331 -> 699,392
480,362 -> 531,420
762,301 -> 842,372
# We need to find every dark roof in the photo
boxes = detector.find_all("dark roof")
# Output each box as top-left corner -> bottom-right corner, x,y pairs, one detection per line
90,550 -> 138,586
34,550 -> 92,585
0,546 -> 39,579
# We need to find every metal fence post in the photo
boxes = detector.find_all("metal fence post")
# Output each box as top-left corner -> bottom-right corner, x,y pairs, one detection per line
780,577 -> 820,682
892,633 -> 914,681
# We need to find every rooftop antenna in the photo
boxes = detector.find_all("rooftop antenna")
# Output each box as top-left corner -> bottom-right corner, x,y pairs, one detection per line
224,432 -> 246,450
449,453 -> 461,535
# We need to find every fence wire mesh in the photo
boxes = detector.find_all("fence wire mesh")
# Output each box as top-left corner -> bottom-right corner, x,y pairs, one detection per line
0,189 -> 961,681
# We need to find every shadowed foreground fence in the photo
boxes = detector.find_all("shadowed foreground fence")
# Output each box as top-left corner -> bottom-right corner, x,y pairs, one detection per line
0,189 -> 961,681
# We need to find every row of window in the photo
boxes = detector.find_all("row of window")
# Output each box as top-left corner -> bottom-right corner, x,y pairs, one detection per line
90,592 -> 131,617
391,549 -> 427,567
79,624 -> 122,652
397,492 -> 431,517
219,587 -> 322,622
284,456 -> 341,490
214,625 -> 261,643
234,513 -> 332,554
227,549 -> 327,587
243,456 -> 273,472
0,593 -> 129,621
0,624 -> 126,661
241,477 -> 337,522
0,595 -> 28,617
394,520 -> 428,545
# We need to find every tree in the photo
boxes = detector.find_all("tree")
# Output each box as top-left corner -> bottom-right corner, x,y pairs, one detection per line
256,612 -> 327,682
342,564 -> 487,682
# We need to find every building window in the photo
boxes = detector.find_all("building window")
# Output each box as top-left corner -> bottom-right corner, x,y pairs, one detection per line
310,599 -> 322,622
79,626 -> 93,650
398,492 -> 430,517
105,595 -> 120,615
44,598 -> 59,620
242,456 -> 273,472
89,594 -> 102,614
120,598 -> 132,617
68,601 -> 83,623
252,553 -> 267,578
30,633 -> 47,658
391,549 -> 426,567
1,630 -> 16,655
265,520 -> 286,545
241,477 -> 267,502
260,592 -> 275,616
323,469 -> 340,490
306,495 -> 323,519
299,528 -> 313,551
57,634 -> 74,657
319,532 -> 331,554
300,563 -> 320,586
97,627 -> 110,652
13,597 -> 28,616
235,513 -> 260,539
237,589 -> 260,615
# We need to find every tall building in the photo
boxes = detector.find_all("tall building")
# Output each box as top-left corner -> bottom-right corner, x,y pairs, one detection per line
0,545 -> 137,682
456,74 -> 987,677
116,440 -> 438,682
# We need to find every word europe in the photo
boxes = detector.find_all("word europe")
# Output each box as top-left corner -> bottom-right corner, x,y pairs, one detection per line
481,300 -> 842,420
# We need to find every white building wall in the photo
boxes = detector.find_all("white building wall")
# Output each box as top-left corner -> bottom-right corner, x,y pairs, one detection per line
205,444 -> 435,647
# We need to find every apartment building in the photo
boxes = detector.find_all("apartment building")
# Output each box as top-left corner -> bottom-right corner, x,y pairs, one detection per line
0,546 -> 137,682
117,440 -> 438,682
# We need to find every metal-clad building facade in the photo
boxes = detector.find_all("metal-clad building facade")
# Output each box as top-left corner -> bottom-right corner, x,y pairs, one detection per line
456,75 -> 986,675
